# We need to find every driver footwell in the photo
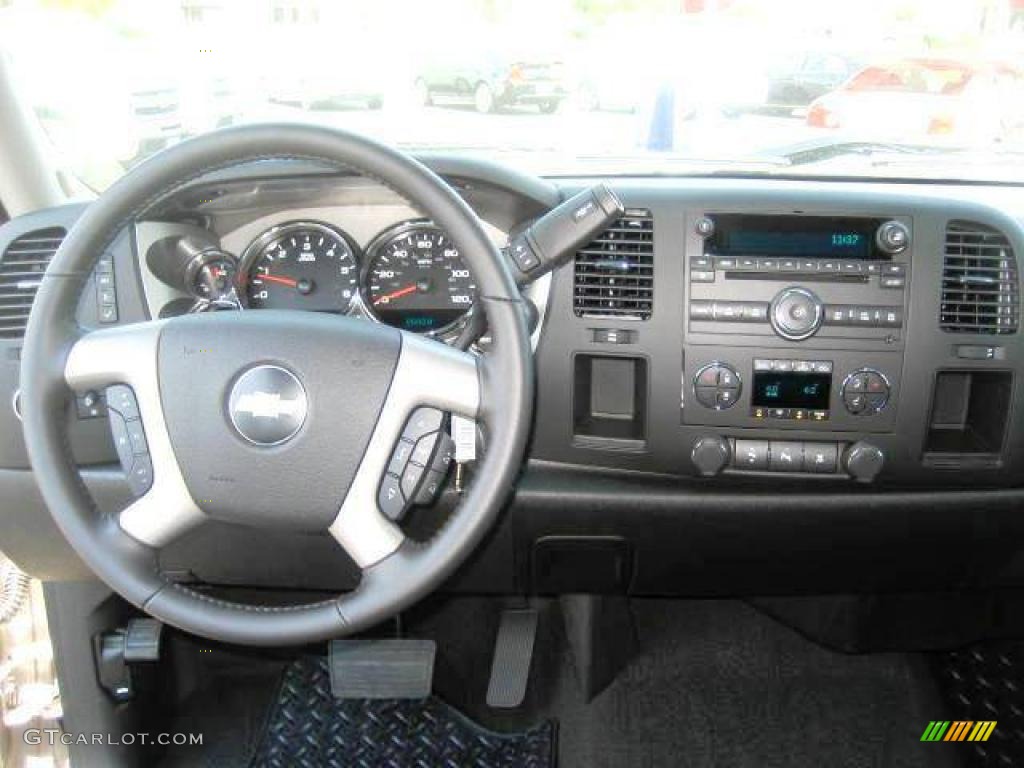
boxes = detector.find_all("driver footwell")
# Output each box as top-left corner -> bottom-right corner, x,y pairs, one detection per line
156,597 -> 965,768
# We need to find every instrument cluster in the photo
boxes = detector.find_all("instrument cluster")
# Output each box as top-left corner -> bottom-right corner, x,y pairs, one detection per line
198,219 -> 478,337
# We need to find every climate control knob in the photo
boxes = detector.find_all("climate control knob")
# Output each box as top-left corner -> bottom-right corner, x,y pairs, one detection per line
841,368 -> 890,415
769,287 -> 823,341
843,442 -> 885,483
691,436 -> 731,477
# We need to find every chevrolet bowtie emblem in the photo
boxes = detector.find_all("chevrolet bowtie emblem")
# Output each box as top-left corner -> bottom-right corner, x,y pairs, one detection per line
234,391 -> 305,420
228,365 -> 308,446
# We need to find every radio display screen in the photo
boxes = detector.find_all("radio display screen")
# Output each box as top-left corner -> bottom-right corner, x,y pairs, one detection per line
752,372 -> 832,410
708,215 -> 883,260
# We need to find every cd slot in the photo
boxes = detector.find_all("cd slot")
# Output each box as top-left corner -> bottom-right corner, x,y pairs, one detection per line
724,271 -> 869,284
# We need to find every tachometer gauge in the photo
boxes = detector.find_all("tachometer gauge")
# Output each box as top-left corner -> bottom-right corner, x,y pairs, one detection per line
364,223 -> 476,333
242,222 -> 359,312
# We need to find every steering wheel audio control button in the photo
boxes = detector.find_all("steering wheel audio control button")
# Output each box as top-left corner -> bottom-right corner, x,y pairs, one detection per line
108,410 -> 135,469
128,455 -> 154,497
410,433 -> 439,467
125,419 -> 148,455
387,438 -> 415,476
378,474 -> 406,522
104,384 -> 153,497
106,384 -> 140,420
415,469 -> 446,505
401,462 -> 427,499
402,407 -> 445,442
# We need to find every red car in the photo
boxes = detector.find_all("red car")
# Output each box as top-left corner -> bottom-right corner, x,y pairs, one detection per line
807,58 -> 1024,144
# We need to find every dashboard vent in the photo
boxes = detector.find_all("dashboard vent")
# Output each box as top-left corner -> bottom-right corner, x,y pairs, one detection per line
0,228 -> 65,340
941,221 -> 1018,335
573,209 -> 654,320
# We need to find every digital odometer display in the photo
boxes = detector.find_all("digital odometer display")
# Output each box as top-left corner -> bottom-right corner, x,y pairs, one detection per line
365,224 -> 476,333
708,215 -> 883,260
752,372 -> 832,410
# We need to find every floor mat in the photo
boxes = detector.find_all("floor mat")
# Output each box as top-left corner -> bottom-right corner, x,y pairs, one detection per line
250,656 -> 556,768
931,644 -> 1024,767
409,598 -> 959,768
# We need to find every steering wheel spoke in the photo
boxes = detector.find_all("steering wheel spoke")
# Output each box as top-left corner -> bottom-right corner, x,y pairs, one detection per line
328,332 -> 479,568
64,322 -> 205,547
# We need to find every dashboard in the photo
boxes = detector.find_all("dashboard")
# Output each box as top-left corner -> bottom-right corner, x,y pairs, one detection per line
4,155 -> 1024,599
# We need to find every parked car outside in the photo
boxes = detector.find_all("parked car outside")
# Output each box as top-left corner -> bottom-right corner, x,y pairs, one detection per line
807,57 -> 1024,145
415,37 -> 567,114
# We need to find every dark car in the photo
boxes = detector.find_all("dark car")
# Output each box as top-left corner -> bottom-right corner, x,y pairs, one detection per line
415,41 -> 567,114
728,50 -> 863,117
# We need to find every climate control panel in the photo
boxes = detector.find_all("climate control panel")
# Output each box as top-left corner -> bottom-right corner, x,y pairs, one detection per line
684,349 -> 901,433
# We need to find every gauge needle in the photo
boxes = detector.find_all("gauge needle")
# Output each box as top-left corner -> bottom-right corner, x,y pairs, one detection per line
374,284 -> 417,305
258,273 -> 299,288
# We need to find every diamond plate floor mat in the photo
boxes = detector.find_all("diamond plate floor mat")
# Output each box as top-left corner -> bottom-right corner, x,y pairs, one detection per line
250,656 -> 557,768
931,644 -> 1024,767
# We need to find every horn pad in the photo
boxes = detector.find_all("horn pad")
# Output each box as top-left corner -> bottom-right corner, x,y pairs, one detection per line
157,311 -> 401,531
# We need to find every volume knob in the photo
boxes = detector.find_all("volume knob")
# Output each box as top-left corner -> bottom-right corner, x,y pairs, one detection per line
770,287 -> 823,341
876,221 -> 910,255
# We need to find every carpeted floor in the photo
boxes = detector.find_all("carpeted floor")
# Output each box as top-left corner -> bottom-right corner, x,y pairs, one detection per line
161,597 -> 967,768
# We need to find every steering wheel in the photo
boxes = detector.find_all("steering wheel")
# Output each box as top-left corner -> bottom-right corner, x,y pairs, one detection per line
20,125 -> 533,646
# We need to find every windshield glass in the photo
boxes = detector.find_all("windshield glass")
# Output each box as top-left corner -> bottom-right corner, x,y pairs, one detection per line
1,0 -> 1022,189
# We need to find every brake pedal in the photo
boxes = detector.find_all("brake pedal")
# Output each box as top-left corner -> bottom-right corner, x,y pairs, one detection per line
328,638 -> 435,699
486,608 -> 538,708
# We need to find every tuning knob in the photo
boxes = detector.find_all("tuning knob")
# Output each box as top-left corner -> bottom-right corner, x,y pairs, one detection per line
876,221 -> 910,255
842,442 -> 885,483
770,287 -> 823,341
691,436 -> 731,477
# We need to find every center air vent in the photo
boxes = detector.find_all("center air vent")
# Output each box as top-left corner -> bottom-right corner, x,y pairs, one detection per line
0,228 -> 65,339
941,221 -> 1018,335
573,209 -> 654,320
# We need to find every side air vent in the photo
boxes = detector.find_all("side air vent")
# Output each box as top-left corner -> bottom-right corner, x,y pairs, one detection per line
941,221 -> 1018,335
573,208 -> 654,320
0,228 -> 65,339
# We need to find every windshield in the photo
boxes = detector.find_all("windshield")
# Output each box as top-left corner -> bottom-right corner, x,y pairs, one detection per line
1,0 -> 1023,189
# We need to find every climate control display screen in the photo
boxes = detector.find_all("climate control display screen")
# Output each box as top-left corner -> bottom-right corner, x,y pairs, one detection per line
752,372 -> 832,410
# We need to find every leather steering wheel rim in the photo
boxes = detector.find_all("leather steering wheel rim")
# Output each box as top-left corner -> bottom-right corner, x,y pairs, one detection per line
20,124 -> 533,645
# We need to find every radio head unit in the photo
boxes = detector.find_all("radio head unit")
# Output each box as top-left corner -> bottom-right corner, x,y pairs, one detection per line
688,213 -> 911,344
707,214 -> 891,261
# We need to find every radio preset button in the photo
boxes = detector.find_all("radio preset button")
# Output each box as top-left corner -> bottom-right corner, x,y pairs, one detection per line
880,276 -> 906,289
690,301 -> 714,320
691,269 -> 716,283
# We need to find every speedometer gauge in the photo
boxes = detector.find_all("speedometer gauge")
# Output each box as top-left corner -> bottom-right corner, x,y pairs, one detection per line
364,223 -> 476,333
242,222 -> 359,312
